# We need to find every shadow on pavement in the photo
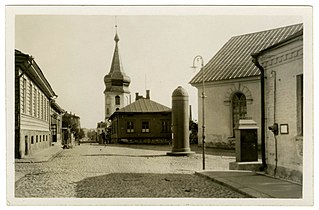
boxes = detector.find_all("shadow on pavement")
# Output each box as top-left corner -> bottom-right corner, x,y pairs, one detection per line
74,173 -> 248,198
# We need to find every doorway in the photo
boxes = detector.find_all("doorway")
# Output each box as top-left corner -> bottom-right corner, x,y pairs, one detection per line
24,136 -> 29,156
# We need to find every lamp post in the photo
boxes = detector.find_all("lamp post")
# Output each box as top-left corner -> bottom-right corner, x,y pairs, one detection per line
191,55 -> 206,170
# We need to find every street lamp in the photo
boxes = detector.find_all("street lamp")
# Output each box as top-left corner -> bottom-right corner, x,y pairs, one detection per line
191,55 -> 206,170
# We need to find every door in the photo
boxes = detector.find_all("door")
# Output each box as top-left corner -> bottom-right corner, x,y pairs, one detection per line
24,136 -> 29,156
51,124 -> 57,142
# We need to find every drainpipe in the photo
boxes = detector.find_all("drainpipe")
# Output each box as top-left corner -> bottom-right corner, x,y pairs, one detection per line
252,57 -> 267,170
271,71 -> 278,176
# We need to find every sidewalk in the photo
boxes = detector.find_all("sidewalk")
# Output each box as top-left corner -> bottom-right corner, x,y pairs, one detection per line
15,144 -> 63,163
196,170 -> 302,198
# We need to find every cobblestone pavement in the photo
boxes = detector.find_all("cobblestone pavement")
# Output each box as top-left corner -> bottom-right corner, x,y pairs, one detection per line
15,144 -> 247,198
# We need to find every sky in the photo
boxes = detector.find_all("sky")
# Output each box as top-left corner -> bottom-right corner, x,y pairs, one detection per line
13,6 -> 305,129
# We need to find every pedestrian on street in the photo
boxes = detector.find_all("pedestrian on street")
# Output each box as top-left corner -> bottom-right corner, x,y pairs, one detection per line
101,130 -> 107,145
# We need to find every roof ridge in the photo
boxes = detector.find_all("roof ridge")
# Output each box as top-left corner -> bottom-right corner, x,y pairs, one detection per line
231,23 -> 303,39
116,98 -> 171,113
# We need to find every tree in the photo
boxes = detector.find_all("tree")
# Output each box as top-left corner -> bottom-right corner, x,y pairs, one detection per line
189,120 -> 198,144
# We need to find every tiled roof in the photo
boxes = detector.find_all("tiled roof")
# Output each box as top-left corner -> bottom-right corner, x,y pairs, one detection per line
115,98 -> 171,113
190,23 -> 303,84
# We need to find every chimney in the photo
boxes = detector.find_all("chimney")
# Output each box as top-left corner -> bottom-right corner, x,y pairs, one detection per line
146,90 -> 150,99
135,92 -> 139,101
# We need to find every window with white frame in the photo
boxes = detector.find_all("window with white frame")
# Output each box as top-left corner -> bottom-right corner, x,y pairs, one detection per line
33,87 -> 37,117
21,78 -> 27,113
142,121 -> 150,133
126,121 -> 134,133
29,83 -> 33,115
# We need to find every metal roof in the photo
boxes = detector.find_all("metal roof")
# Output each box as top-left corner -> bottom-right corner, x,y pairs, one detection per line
115,98 -> 171,113
190,23 -> 303,84
15,49 -> 57,98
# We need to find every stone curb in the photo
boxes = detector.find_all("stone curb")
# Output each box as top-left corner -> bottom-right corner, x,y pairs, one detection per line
195,171 -> 273,198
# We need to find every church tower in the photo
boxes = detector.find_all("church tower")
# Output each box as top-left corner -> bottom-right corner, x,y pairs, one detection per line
104,27 -> 131,121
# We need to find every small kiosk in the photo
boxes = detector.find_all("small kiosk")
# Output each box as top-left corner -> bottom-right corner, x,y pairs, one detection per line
235,119 -> 258,162
229,119 -> 262,171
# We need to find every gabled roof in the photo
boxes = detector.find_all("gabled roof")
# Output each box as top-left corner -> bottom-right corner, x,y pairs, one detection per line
252,29 -> 303,59
190,23 -> 303,84
111,98 -> 171,117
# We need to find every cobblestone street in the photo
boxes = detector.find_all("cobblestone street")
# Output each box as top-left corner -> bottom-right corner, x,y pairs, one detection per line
15,144 -> 247,198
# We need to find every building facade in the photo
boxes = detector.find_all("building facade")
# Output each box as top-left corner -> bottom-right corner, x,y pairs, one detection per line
15,50 -> 57,158
252,30 -> 303,183
62,112 -> 81,147
104,31 -> 131,121
50,100 -> 64,146
190,23 -> 303,149
109,91 -> 172,144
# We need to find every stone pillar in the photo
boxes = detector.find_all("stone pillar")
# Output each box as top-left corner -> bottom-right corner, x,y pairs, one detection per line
167,86 -> 194,156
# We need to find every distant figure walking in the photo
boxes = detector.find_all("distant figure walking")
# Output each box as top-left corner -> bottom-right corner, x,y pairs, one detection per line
101,130 -> 107,145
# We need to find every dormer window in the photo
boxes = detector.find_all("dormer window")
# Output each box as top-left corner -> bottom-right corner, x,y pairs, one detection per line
115,95 -> 120,105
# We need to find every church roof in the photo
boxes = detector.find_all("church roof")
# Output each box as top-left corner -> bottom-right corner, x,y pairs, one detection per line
190,23 -> 303,84
104,31 -> 131,88
111,98 -> 171,116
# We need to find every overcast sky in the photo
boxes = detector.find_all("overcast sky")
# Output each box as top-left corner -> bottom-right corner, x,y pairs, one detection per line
13,6 -> 305,128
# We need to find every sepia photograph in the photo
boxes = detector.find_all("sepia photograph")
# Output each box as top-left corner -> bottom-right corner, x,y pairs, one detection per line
4,3 -> 314,206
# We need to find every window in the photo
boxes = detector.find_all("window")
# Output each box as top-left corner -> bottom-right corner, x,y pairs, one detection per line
232,92 -> 247,130
33,87 -> 37,117
51,124 -> 57,135
21,78 -> 27,113
44,98 -> 46,121
127,121 -> 134,133
31,136 -> 34,144
161,121 -> 170,132
36,135 -> 38,143
142,121 -> 150,133
29,83 -> 33,115
106,108 -> 110,115
297,74 -> 303,136
37,91 -> 40,118
115,95 -> 120,105
41,95 -> 44,120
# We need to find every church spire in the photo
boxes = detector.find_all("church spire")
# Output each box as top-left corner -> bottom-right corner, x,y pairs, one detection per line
104,23 -> 131,94
114,24 -> 119,43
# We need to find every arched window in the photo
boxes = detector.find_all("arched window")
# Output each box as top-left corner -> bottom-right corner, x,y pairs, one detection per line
232,92 -> 247,130
115,95 -> 120,105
